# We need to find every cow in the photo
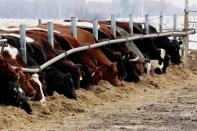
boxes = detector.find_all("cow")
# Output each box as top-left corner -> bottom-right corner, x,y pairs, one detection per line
0,56 -> 32,114
44,67 -> 76,99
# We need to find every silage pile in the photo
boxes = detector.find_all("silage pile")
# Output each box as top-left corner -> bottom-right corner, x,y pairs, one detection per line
0,52 -> 196,130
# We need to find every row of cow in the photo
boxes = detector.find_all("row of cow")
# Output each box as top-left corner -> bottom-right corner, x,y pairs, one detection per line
0,20 -> 182,114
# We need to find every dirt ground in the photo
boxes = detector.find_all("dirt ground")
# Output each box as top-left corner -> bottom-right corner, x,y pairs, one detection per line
0,50 -> 197,131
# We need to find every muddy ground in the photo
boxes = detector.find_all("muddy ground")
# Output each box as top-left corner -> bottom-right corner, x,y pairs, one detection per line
0,50 -> 197,131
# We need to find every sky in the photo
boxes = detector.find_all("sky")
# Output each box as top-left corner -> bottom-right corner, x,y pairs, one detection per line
86,0 -> 197,8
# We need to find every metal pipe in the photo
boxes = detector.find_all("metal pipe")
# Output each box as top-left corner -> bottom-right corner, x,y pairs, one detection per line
0,39 -> 7,43
188,10 -> 197,13
15,29 -> 195,73
189,21 -> 197,24
189,40 -> 197,43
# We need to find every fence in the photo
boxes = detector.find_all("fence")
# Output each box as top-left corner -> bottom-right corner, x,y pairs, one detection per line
188,8 -> 197,44
0,14 -> 194,73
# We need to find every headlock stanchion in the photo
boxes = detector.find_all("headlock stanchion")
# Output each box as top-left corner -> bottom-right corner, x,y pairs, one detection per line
173,14 -> 177,40
38,19 -> 42,25
173,14 -> 177,31
71,17 -> 77,39
13,29 -> 195,73
159,13 -> 163,33
111,14 -> 117,38
20,24 -> 27,64
48,22 -> 54,49
93,19 -> 98,40
129,14 -> 133,36
145,14 -> 149,35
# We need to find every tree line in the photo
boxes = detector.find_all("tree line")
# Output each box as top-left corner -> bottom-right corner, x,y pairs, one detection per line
0,0 -> 185,19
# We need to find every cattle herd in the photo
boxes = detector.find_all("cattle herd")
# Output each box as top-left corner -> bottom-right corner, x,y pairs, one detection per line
0,20 -> 183,114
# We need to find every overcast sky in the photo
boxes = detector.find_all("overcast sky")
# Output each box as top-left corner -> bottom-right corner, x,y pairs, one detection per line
86,0 -> 197,8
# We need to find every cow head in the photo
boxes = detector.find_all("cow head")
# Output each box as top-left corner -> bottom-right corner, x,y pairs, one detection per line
15,68 -> 36,97
101,62 -> 119,86
124,61 -> 140,83
55,61 -> 81,90
113,52 -> 127,79
69,64 -> 81,90
168,39 -> 182,64
45,67 -> 77,99
80,65 -> 99,90
6,81 -> 32,114
90,67 -> 103,85
56,73 -> 76,99
122,53 -> 141,83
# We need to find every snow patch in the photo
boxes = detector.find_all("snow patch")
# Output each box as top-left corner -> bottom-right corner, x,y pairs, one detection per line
0,33 -> 34,43
55,21 -> 100,29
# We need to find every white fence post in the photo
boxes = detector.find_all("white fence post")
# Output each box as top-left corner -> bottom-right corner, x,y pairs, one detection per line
38,19 -> 42,25
20,24 -> 27,64
71,17 -> 77,39
48,22 -> 54,48
159,14 -> 163,32
173,14 -> 177,31
111,14 -> 116,38
184,0 -> 189,58
145,14 -> 149,35
93,19 -> 98,40
129,14 -> 133,36
173,14 -> 177,40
